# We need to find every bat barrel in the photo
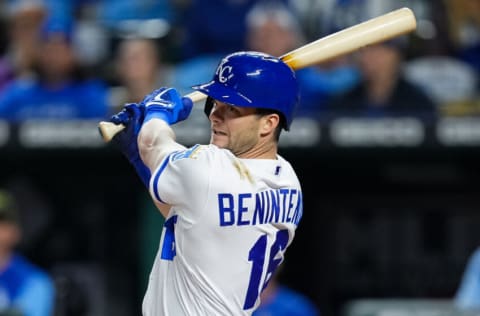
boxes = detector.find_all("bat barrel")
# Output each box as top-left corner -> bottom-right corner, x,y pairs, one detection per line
281,7 -> 417,69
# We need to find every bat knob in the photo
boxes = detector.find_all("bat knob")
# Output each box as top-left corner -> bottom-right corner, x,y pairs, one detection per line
98,121 -> 125,143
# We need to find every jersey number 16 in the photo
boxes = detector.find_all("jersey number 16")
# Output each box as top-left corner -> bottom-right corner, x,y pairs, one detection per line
160,216 -> 289,311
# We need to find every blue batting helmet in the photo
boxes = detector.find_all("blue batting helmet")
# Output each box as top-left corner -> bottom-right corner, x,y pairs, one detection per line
191,51 -> 299,130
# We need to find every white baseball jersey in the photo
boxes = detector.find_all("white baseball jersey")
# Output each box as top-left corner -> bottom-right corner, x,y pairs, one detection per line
143,144 -> 303,316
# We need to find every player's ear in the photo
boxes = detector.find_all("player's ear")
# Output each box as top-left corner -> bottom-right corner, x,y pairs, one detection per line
260,113 -> 280,136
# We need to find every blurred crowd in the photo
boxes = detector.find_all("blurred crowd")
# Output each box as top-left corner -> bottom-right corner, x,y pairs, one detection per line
0,0 -> 478,123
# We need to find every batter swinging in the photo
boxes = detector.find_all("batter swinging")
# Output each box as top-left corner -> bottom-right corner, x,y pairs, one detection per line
108,51 -> 304,315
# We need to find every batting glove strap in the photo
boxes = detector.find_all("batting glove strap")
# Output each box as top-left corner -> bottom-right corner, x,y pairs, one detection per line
143,88 -> 193,125
144,106 -> 176,125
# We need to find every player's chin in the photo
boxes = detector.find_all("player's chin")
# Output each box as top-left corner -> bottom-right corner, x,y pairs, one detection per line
210,135 -> 228,148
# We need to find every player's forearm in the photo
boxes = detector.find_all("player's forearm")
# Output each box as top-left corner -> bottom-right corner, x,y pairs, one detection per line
138,118 -> 186,171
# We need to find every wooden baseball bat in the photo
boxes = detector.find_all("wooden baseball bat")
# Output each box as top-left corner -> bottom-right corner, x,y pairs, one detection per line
99,7 -> 416,142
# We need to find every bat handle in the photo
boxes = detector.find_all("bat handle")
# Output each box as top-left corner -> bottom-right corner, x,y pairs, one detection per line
185,90 -> 208,103
98,90 -> 208,143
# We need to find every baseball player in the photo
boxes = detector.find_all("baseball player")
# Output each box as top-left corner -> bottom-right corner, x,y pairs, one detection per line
108,51 -> 304,315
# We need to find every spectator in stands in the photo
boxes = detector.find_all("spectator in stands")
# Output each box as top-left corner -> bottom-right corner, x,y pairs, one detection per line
93,0 -> 175,30
1,0 -> 47,88
253,269 -> 319,316
445,0 -> 480,76
0,17 -> 109,121
244,1 -> 359,118
326,38 -> 437,120
177,0 -> 263,60
169,0 -> 270,95
0,189 -> 55,316
109,37 -> 172,114
0,26 -> 14,93
455,247 -> 480,310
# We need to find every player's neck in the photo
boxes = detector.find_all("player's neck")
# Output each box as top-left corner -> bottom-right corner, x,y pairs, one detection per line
237,141 -> 277,159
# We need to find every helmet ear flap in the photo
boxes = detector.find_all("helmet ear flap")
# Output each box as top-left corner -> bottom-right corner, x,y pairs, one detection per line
204,96 -> 214,117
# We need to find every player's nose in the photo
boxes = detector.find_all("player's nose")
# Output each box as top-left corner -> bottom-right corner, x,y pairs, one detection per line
209,103 -> 224,122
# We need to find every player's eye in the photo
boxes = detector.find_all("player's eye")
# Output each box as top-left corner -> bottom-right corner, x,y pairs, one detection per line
212,102 -> 240,116
227,105 -> 240,114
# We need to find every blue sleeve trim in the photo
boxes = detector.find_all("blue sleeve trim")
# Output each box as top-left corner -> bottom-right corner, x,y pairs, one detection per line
152,153 -> 174,203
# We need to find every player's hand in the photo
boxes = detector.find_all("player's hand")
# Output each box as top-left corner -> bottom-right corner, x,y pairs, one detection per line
143,87 -> 193,125
109,103 -> 151,187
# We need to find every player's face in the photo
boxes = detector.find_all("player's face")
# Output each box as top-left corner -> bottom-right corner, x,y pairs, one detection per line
209,101 -> 263,157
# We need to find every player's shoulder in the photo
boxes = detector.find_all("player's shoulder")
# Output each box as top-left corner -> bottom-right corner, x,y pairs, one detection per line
168,144 -> 231,163
168,144 -> 207,162
276,154 -> 297,172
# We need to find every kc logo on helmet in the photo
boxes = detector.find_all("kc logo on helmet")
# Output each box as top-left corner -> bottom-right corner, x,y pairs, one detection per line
216,60 -> 234,83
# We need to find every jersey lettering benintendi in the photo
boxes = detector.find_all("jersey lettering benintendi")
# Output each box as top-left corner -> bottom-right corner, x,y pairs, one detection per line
143,144 -> 303,316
